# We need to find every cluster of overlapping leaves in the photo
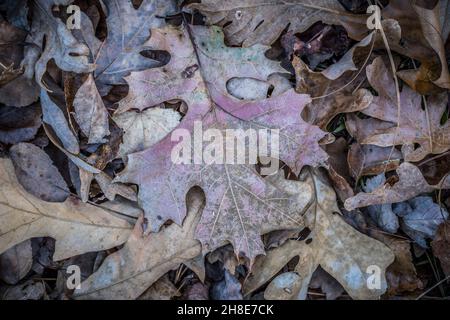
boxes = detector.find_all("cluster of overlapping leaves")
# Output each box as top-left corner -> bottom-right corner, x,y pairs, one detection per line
0,0 -> 449,300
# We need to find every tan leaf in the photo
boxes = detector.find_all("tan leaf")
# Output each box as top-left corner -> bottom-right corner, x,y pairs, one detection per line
0,157 -> 132,261
94,172 -> 137,202
113,107 -> 181,158
73,190 -> 204,300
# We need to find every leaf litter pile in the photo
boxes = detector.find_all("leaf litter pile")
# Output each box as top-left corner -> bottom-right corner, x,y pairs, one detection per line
0,0 -> 449,300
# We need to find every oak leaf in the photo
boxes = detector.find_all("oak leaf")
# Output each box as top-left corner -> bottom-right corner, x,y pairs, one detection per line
188,0 -> 369,47
360,57 -> 450,162
243,171 -> 394,300
115,25 -> 326,260
0,157 -> 132,261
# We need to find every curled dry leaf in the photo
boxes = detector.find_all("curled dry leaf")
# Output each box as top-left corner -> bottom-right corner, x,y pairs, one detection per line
243,171 -> 394,300
393,196 -> 448,248
292,33 -> 374,130
345,162 -> 450,211
0,157 -> 132,261
360,57 -> 450,162
345,113 -> 402,178
188,0 -> 369,47
113,107 -> 181,158
323,137 -> 354,201
348,142 -> 402,180
362,174 -> 399,234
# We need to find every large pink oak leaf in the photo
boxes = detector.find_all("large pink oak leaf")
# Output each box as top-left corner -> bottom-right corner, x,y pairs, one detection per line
115,25 -> 327,261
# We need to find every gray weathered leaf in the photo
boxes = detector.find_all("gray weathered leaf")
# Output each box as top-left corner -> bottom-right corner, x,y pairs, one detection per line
188,0 -> 368,47
10,142 -> 70,202
0,104 -> 42,144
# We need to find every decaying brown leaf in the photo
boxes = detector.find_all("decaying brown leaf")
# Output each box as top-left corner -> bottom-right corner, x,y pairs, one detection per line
244,171 -> 394,300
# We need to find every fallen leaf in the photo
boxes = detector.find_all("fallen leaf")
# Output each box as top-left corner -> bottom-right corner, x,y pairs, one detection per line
393,196 -> 448,247
115,25 -> 325,261
0,157 -> 132,260
113,107 -> 181,157
10,142 -> 70,202
360,57 -> 450,162
0,17 -> 39,106
383,0 -> 450,93
188,0 -> 369,47
40,89 -> 80,154
73,74 -> 110,144
24,0 -> 95,87
370,230 -> 424,296
362,174 -> 399,234
292,33 -> 374,129
243,171 -> 394,300
431,221 -> 450,277
348,142 -> 402,180
73,190 -> 204,300
94,171 -> 137,202
0,104 -> 42,144
345,162 -> 450,211
0,240 -> 32,285
82,0 -> 177,88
